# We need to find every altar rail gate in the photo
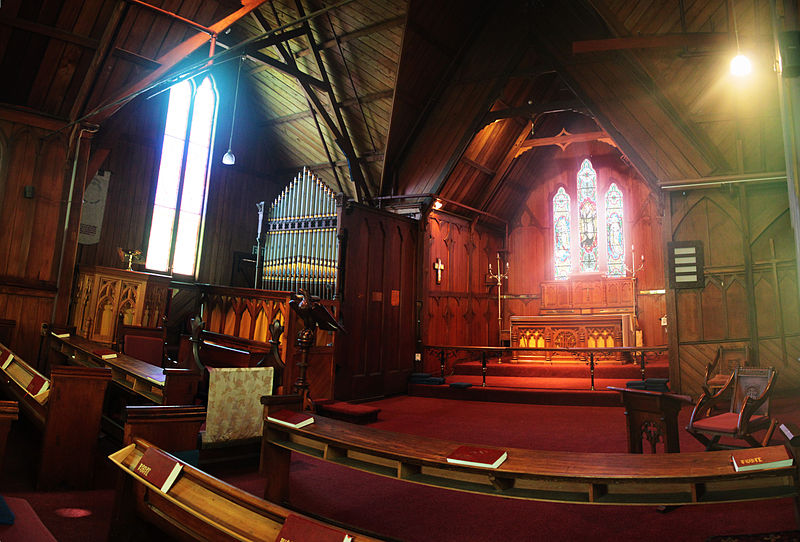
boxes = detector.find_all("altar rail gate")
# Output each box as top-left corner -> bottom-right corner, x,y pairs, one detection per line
256,168 -> 338,299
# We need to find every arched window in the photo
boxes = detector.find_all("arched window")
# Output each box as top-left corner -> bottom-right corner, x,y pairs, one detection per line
605,183 -> 625,277
577,159 -> 598,273
146,76 -> 218,276
553,187 -> 571,279
552,159 -> 625,279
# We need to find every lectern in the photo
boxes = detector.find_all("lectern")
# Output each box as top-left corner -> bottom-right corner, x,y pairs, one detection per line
608,386 -> 693,453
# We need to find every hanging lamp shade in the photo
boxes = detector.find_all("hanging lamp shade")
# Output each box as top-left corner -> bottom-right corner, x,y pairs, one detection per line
223,55 -> 244,166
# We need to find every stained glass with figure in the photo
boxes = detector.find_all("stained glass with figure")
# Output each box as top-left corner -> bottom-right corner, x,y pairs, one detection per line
605,183 -> 624,277
577,159 -> 598,272
553,187 -> 571,279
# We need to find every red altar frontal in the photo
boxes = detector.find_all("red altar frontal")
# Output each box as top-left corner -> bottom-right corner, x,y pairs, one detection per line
510,276 -> 637,362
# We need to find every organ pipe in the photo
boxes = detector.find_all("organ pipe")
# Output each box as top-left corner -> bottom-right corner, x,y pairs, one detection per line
258,168 -> 338,299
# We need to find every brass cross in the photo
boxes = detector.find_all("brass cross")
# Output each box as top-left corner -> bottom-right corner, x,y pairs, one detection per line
433,258 -> 445,284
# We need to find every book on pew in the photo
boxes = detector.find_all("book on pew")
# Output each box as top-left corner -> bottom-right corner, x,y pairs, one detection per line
134,447 -> 183,493
731,446 -> 793,472
274,513 -> 353,542
0,346 -> 12,370
267,409 -> 315,429
446,445 -> 508,469
25,374 -> 49,396
92,348 -> 117,360
51,332 -> 70,339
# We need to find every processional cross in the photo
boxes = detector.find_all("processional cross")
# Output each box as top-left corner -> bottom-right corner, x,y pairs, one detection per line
488,252 -> 509,345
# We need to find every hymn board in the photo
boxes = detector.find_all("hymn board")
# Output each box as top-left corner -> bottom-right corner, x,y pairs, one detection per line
256,168 -> 338,299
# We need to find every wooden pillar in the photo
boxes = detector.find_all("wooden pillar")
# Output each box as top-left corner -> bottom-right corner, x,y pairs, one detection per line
52,125 -> 97,326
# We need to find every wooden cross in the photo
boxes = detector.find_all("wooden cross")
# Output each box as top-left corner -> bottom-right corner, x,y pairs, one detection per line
433,258 -> 445,284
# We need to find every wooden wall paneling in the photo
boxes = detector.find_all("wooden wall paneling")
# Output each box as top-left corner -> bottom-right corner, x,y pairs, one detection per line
3,129 -> 38,278
700,279 -> 725,340
26,137 -> 68,282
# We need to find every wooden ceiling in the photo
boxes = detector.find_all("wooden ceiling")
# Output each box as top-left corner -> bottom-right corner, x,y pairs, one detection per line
0,0 -> 790,222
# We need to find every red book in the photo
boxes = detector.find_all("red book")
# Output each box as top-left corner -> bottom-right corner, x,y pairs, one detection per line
446,445 -> 508,469
267,409 -> 315,429
133,447 -> 183,493
92,348 -> 117,360
274,514 -> 352,542
25,374 -> 49,396
731,446 -> 793,472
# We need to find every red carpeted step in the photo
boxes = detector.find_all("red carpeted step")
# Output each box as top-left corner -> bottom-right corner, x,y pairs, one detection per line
451,361 -> 668,379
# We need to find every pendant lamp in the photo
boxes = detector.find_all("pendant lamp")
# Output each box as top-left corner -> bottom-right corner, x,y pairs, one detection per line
222,55 -> 244,165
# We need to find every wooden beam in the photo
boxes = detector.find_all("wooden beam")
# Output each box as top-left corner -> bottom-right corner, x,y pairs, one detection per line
514,129 -> 616,158
461,157 -> 494,176
476,120 -> 532,211
86,0 -> 270,124
482,100 -> 584,126
70,2 -> 129,121
112,48 -> 161,69
294,15 -> 406,58
0,15 -> 97,48
261,89 -> 393,126
573,33 -> 728,54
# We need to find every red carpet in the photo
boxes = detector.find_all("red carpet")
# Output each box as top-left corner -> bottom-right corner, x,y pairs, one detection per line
217,396 -> 800,542
2,395 -> 799,541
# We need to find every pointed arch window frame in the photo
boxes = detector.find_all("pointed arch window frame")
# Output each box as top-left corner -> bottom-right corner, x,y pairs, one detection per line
145,76 -> 218,277
552,158 -> 626,279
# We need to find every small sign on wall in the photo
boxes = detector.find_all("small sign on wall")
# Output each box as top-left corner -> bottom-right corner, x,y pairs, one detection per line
668,241 -> 704,288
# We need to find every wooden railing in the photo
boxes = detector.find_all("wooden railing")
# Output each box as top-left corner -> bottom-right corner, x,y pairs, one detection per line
170,283 -> 339,399
422,345 -> 669,390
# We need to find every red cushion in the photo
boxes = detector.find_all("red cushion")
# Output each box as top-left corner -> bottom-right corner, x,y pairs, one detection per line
692,412 -> 768,433
124,335 -> 164,366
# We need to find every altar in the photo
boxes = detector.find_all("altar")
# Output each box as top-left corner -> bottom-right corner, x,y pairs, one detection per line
510,276 -> 637,362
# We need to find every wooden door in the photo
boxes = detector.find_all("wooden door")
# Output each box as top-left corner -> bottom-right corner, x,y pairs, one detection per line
335,204 -> 418,400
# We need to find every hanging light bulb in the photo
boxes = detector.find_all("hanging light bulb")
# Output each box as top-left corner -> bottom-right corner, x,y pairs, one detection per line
223,55 -> 244,166
729,5 -> 751,77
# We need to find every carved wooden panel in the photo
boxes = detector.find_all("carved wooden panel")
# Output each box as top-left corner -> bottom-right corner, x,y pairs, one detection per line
540,277 -> 635,314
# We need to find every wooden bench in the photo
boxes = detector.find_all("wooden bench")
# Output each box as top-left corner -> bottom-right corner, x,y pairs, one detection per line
0,344 -> 110,489
0,400 -> 18,468
50,333 -> 199,405
107,438 -> 384,542
260,397 -> 800,523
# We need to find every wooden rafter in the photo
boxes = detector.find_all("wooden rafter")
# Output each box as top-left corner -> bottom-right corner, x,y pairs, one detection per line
85,0 -> 270,125
515,129 -> 616,158
260,89 -> 393,126
482,100 -> 584,127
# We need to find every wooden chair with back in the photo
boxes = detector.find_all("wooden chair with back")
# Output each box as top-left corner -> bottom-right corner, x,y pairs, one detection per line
702,344 -> 751,396
114,312 -> 171,368
687,366 -> 778,450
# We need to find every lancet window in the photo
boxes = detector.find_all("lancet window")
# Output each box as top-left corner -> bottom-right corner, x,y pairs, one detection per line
146,76 -> 218,276
552,159 -> 625,279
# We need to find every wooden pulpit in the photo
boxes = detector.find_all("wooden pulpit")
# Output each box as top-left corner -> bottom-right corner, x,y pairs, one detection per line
608,386 -> 693,453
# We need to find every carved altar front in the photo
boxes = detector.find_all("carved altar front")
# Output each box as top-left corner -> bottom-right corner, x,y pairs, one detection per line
511,276 -> 637,362
70,266 -> 171,345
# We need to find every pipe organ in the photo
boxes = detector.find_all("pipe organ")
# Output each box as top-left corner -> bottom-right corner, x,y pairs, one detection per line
258,168 -> 338,299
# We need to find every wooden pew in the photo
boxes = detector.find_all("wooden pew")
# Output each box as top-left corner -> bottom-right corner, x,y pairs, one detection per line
0,347 -> 110,489
49,332 -> 199,406
108,438 -> 384,542
0,400 -> 18,469
260,397 -> 800,523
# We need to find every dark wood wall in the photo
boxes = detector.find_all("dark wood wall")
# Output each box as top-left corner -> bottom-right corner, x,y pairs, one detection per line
422,211 -> 504,372
0,110 -> 70,363
335,202 -> 417,400
668,182 -> 800,396
505,144 -> 667,347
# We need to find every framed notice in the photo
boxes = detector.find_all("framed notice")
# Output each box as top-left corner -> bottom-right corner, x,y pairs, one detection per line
668,241 -> 704,289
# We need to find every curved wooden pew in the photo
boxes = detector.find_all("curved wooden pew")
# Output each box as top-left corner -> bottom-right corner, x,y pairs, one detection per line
108,438 -> 384,541
260,398 -> 800,523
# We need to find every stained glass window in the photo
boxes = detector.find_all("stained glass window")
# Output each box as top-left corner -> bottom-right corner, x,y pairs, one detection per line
605,183 -> 625,277
577,159 -> 598,273
553,187 -> 571,279
146,76 -> 218,276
